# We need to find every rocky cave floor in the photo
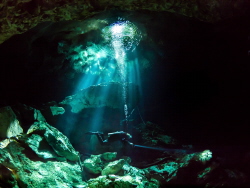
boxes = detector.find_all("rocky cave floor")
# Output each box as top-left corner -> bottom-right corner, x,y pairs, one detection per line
1,90 -> 250,188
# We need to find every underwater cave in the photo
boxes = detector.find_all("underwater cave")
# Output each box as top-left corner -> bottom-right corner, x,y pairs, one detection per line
0,0 -> 250,187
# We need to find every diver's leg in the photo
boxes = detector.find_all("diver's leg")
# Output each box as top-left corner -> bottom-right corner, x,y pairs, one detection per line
96,133 -> 108,145
122,139 -> 134,147
86,131 -> 107,145
121,139 -> 134,156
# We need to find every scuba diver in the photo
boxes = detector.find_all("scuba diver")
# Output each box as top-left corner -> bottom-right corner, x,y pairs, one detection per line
86,131 -> 134,147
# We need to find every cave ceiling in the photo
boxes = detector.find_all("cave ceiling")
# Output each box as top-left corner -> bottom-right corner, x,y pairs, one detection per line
0,0 -> 250,44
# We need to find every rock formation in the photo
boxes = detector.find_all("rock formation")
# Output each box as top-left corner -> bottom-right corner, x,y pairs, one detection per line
1,102 -> 250,187
60,82 -> 139,113
0,106 -> 23,139
0,106 -> 85,187
0,0 -> 250,44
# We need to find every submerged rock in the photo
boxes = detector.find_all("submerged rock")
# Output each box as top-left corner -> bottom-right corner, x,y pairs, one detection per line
101,152 -> 117,161
0,140 -> 85,188
50,106 -> 65,116
144,161 -> 179,183
1,103 -> 248,187
83,154 -> 103,175
0,104 -> 86,187
0,104 -> 161,187
141,148 -> 250,187
0,106 -> 23,139
27,121 -> 80,161
102,159 -> 126,176
86,161 -> 159,188
25,133 -> 59,160
11,104 -> 46,132
88,174 -> 158,188
60,82 -> 139,113
82,153 -> 159,187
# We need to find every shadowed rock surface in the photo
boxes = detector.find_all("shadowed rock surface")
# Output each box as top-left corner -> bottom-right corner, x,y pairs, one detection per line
1,0 -> 250,44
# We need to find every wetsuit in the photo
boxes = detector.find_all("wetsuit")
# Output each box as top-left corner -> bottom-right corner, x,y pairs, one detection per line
88,131 -> 134,146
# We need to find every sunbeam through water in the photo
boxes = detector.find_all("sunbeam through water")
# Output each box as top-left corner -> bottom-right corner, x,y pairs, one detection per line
102,19 -> 142,130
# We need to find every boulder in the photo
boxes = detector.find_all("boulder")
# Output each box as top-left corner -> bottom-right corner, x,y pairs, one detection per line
0,106 -> 23,139
0,104 -> 86,187
25,134 -> 60,160
38,102 -> 65,125
144,161 -> 180,182
87,174 -> 159,188
0,141 -> 86,188
82,153 -> 153,187
121,162 -> 146,178
27,121 -> 79,161
0,138 -> 11,149
11,104 -> 46,132
50,106 -> 65,116
101,152 -> 117,161
83,154 -> 103,175
101,159 -> 125,176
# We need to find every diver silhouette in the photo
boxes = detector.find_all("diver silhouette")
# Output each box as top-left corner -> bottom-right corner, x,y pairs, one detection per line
86,131 -> 134,147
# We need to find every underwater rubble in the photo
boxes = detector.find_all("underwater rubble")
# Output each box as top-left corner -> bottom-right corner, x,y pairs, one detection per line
0,104 -> 250,188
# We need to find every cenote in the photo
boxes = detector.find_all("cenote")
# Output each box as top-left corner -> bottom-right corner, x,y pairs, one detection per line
0,3 -> 250,188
